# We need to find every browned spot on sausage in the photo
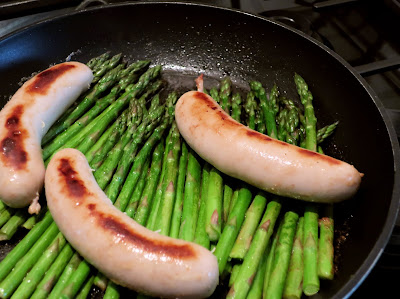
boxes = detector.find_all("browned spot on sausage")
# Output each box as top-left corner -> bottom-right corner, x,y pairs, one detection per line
190,91 -> 241,130
1,105 -> 29,169
87,203 -> 96,211
296,147 -> 341,165
88,206 -> 196,260
246,130 -> 273,142
193,91 -> 213,105
57,158 -> 88,199
26,63 -> 76,95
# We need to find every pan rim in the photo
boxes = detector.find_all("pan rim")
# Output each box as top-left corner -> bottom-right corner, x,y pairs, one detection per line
1,1 -> 399,298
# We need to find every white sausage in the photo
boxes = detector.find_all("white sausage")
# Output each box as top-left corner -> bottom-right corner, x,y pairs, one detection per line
45,148 -> 219,298
175,91 -> 362,203
0,62 -> 93,213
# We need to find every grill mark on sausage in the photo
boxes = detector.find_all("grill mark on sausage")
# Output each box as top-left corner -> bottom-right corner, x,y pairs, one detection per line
57,158 -> 88,199
1,105 -> 28,169
86,204 -> 197,260
26,64 -> 76,95
192,92 -> 242,128
296,147 -> 341,165
246,130 -> 273,142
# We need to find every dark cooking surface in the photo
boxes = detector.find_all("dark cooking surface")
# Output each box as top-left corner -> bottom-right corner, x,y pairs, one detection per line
0,1 -> 399,298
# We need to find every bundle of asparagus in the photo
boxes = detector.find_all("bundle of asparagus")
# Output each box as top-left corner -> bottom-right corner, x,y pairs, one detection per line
0,53 -> 338,299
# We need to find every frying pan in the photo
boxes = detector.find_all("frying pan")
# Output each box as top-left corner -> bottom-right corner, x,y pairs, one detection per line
0,2 -> 399,298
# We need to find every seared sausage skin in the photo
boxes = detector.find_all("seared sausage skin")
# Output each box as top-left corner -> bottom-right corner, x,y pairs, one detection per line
45,148 -> 219,298
0,62 -> 93,213
175,91 -> 362,203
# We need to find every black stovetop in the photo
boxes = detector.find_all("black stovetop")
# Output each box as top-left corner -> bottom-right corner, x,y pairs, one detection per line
0,0 -> 399,298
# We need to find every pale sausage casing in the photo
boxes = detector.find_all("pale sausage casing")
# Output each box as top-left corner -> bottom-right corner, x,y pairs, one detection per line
0,62 -> 93,212
45,148 -> 219,298
175,91 -> 362,203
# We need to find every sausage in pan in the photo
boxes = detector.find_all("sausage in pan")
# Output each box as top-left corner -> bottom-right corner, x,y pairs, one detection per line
175,91 -> 362,203
0,62 -> 93,213
45,148 -> 219,298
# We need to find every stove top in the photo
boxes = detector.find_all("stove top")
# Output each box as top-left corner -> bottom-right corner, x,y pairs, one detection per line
0,0 -> 399,297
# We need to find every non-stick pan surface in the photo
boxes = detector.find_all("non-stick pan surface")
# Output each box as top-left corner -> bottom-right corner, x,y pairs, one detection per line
0,2 -> 399,298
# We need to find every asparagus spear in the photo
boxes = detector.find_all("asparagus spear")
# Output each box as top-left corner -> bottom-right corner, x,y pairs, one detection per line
86,52 -> 109,70
170,142 -> 189,239
276,107 -> 288,142
146,128 -> 174,230
90,104 -> 139,170
121,158 -> 151,215
114,112 -> 172,212
179,148 -> 202,242
0,207 -> 15,228
11,232 -> 68,299
0,211 -> 53,282
244,91 -> 257,130
318,205 -> 334,280
229,264 -> 242,287
263,221 -> 283,297
214,187 -> 253,274
246,246 -> 268,299
86,107 -> 129,164
30,244 -> 75,299
75,275 -> 95,299
283,217 -> 304,299
231,93 -> 242,122
264,211 -> 299,299
295,73 -> 321,296
209,87 -> 220,103
229,192 -> 267,259
22,207 -> 46,230
219,77 -> 232,113
153,122 -> 181,236
132,142 -> 164,223
227,198 -> 281,299
0,222 -> 60,298
294,73 -> 317,151
46,253 -> 82,299
250,81 -> 278,138
228,189 -> 239,219
221,83 -> 238,228
92,53 -> 123,83
0,209 -> 28,241
222,183 -> 234,228
303,205 -> 320,296
205,167 -> 224,241
193,163 -> 211,249
255,107 -> 266,134
103,281 -> 120,299
317,121 -> 339,144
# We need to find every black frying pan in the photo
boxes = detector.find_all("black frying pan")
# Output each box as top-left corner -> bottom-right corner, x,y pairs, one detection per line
0,2 -> 399,298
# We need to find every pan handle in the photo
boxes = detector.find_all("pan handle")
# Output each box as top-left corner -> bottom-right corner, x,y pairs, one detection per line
353,58 -> 400,77
76,0 -> 109,10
